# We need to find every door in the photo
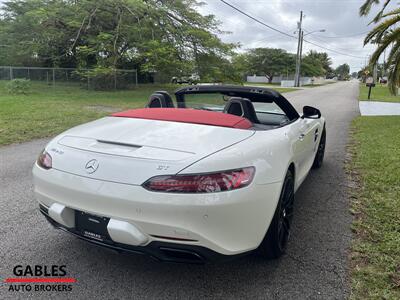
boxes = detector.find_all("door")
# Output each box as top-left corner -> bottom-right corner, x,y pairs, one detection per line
287,118 -> 318,189
301,118 -> 321,172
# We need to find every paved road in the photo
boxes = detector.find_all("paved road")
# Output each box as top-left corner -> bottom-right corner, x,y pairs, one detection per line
0,81 -> 359,299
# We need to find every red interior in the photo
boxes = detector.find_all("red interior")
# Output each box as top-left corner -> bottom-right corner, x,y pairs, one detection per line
112,108 -> 253,129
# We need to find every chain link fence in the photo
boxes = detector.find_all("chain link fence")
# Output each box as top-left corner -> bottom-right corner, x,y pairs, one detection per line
0,66 -> 138,90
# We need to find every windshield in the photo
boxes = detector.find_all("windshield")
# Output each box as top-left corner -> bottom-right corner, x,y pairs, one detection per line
183,93 -> 226,111
183,93 -> 285,115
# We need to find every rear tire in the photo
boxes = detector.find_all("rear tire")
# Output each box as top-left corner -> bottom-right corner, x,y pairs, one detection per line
312,126 -> 326,169
257,169 -> 295,259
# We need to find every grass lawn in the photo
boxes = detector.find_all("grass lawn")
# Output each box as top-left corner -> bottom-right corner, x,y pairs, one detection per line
348,116 -> 400,299
0,81 -> 178,146
0,81 -> 294,146
303,84 -> 325,88
303,81 -> 337,88
359,84 -> 400,103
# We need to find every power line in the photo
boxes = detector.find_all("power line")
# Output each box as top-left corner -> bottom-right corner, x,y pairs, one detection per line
302,39 -> 366,59
303,31 -> 370,54
309,30 -> 370,39
219,0 -> 367,60
251,28 -> 298,45
219,0 -> 296,39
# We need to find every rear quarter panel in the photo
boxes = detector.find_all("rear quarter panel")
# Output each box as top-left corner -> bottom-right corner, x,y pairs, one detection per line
178,126 -> 293,186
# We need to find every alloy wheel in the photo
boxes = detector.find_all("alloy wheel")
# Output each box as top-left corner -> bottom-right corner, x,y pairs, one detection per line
277,176 -> 294,251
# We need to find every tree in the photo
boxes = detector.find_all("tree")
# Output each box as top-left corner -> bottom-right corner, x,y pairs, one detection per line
231,53 -> 249,81
0,0 -> 236,85
335,63 -> 350,80
301,51 -> 329,77
360,0 -> 400,94
304,50 -> 332,74
239,48 -> 295,82
233,48 -> 333,80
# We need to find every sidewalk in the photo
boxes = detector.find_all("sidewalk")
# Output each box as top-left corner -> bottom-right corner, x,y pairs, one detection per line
359,101 -> 400,116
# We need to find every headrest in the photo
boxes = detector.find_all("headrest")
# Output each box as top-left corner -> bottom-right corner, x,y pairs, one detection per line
147,92 -> 174,108
223,97 -> 259,123
154,91 -> 174,107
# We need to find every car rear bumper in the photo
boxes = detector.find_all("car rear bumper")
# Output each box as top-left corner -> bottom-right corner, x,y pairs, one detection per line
40,204 -> 244,263
33,164 -> 282,258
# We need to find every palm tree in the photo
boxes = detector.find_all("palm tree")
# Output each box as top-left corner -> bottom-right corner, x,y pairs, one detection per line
360,0 -> 400,94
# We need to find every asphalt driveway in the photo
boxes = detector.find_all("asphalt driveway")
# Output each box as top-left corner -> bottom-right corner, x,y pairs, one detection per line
0,81 -> 360,299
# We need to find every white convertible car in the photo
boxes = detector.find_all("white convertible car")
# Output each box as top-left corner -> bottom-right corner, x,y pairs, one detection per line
33,85 -> 326,263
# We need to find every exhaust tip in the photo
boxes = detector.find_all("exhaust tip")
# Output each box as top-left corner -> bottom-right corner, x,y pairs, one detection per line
159,247 -> 204,263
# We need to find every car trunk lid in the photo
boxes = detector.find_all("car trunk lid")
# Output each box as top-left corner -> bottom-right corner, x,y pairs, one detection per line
50,117 -> 254,185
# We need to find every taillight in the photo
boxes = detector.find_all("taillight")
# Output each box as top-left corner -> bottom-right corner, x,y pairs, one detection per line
37,150 -> 52,169
143,167 -> 255,193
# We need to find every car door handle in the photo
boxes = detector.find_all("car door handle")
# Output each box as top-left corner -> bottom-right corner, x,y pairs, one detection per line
299,133 -> 305,141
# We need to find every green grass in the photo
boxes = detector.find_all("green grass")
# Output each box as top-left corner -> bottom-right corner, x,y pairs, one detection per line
0,81 -> 295,146
348,116 -> 400,299
302,81 -> 337,88
359,84 -> 400,103
0,81 -> 178,146
303,84 -> 325,88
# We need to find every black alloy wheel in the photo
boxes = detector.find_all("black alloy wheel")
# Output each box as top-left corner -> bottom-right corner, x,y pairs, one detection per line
258,169 -> 295,259
277,173 -> 295,252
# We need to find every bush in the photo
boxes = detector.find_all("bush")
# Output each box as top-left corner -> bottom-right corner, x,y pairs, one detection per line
6,79 -> 31,94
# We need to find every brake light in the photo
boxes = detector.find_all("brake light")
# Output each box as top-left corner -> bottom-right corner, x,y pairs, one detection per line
37,150 -> 52,169
143,167 -> 255,193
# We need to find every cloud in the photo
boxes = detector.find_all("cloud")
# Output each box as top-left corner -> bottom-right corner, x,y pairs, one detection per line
198,0 -> 391,71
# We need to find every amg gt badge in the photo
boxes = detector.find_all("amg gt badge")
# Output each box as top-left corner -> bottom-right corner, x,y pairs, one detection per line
85,159 -> 99,174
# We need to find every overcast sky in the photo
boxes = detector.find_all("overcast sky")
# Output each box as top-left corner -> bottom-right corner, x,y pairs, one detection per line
198,0 -> 391,72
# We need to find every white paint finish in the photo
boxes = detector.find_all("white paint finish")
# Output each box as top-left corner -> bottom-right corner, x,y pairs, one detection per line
359,101 -> 400,116
181,117 -> 325,192
33,114 -> 325,255
33,165 -> 282,254
47,117 -> 255,185
107,219 -> 148,246
60,116 -> 255,154
48,203 -> 75,228
58,136 -> 194,161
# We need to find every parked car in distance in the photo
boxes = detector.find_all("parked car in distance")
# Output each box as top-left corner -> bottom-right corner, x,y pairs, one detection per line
171,73 -> 200,85
380,77 -> 388,84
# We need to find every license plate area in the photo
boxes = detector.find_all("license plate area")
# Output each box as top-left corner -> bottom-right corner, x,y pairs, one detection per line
75,211 -> 111,242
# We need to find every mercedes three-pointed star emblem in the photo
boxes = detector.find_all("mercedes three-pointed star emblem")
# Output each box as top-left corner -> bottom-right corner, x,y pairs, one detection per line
85,159 -> 99,174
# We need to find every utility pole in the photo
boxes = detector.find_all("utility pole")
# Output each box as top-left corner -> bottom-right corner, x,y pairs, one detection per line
299,30 -> 304,77
294,11 -> 303,87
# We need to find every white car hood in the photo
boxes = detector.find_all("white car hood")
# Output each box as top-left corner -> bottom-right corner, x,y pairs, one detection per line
48,117 -> 255,185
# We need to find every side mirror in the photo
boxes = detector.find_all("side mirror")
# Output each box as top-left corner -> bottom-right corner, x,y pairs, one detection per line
302,106 -> 321,119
